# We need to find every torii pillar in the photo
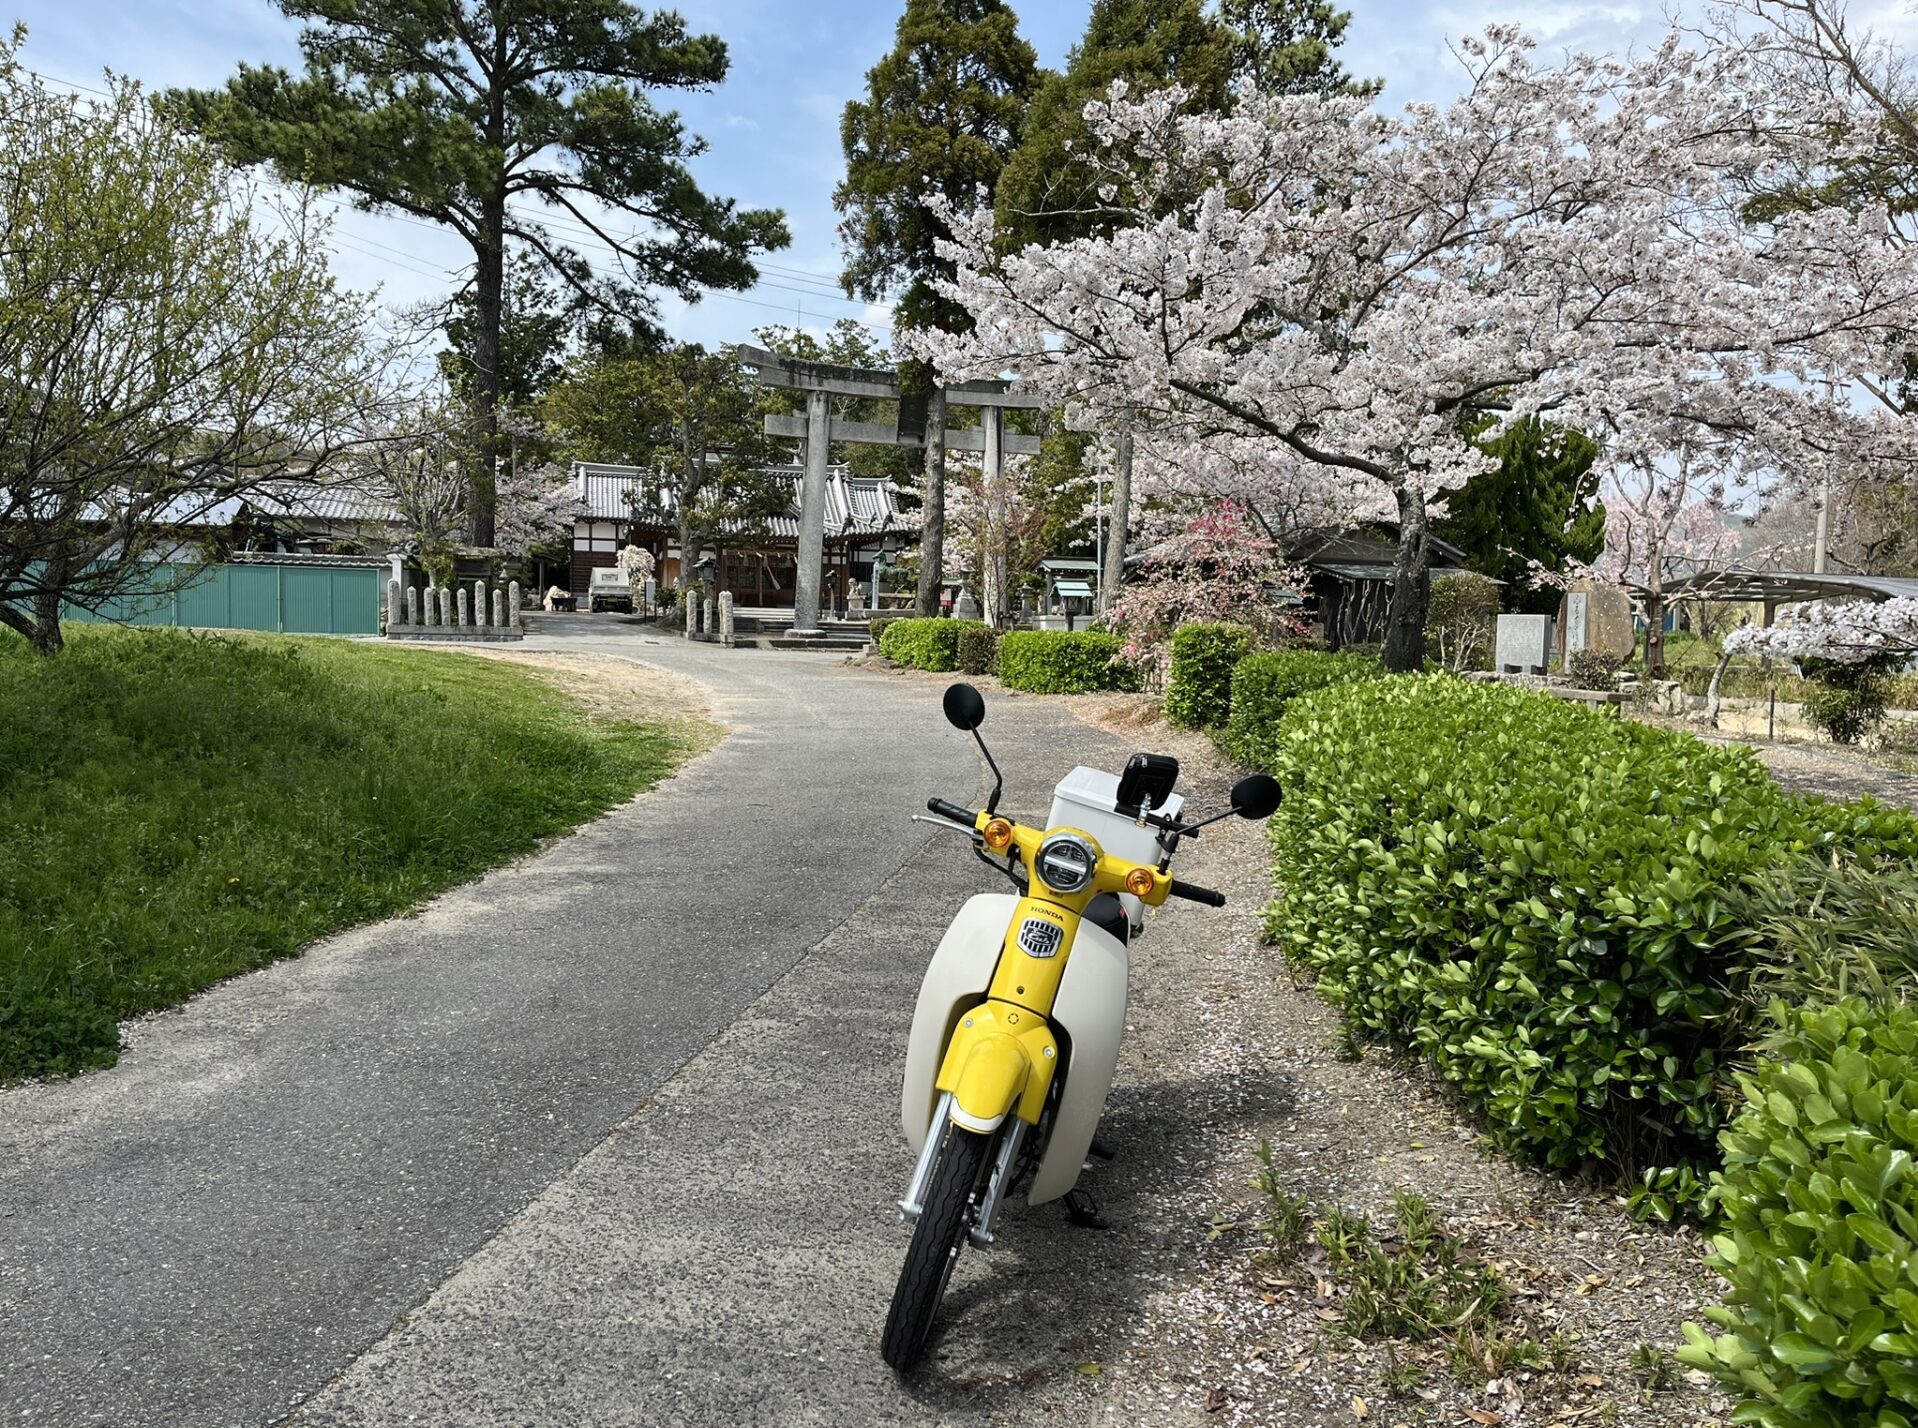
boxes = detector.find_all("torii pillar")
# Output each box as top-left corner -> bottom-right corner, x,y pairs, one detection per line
738,345 -> 1043,639
793,386 -> 831,636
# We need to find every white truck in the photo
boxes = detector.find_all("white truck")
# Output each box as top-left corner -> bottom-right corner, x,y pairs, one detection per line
586,567 -> 634,614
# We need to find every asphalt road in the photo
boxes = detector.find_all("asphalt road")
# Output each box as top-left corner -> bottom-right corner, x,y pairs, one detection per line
0,626 -> 990,1427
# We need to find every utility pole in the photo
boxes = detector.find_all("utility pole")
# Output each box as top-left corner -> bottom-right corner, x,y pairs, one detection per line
1813,480 -> 1831,574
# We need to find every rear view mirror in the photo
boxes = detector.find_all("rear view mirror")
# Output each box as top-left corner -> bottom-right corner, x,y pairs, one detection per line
942,682 -> 986,731
1116,752 -> 1180,812
1231,774 -> 1282,821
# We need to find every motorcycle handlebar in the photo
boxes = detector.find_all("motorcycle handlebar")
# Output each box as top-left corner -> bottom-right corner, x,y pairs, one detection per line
926,796 -> 978,828
1167,879 -> 1226,908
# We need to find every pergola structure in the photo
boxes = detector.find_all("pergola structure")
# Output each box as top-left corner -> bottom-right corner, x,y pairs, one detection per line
1662,570 -> 1918,622
737,345 -> 1044,636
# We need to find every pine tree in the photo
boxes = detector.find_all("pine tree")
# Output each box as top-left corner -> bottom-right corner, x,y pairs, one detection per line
994,0 -> 1231,250
1218,0 -> 1375,97
164,1 -> 788,549
837,0 -> 1038,616
1435,418 -> 1606,615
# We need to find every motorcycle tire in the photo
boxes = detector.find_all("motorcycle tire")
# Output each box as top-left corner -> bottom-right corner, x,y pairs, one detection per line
881,1120 -> 991,1370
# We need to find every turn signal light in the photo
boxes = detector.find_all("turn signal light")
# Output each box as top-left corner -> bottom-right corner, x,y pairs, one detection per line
983,818 -> 1014,852
1125,867 -> 1156,898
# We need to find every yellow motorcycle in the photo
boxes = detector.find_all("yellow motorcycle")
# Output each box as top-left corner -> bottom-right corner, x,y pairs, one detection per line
885,682 -> 1280,1368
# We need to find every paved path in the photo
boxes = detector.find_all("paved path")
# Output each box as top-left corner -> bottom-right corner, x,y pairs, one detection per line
0,628 -> 990,1427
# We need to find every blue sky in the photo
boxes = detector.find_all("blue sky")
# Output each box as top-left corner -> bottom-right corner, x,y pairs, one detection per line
11,0 -> 1705,352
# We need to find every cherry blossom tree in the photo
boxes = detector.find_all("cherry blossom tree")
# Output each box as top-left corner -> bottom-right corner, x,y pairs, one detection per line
492,460 -> 584,565
907,27 -> 1918,671
1101,500 -> 1306,679
1725,597 -> 1918,662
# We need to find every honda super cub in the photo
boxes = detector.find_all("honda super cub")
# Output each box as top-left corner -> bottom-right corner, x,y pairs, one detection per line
883,681 -> 1280,1369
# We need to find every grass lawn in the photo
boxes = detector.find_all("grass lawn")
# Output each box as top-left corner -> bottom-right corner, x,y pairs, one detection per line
0,626 -> 708,1081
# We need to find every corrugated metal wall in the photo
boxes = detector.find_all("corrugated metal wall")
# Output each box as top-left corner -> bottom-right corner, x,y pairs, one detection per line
64,564 -> 381,636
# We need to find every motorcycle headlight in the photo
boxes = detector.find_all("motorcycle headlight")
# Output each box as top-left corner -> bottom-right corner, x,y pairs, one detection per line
1034,834 -> 1096,894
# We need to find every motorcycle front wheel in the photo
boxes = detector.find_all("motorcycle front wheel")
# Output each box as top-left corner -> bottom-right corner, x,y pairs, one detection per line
881,1119 -> 991,1370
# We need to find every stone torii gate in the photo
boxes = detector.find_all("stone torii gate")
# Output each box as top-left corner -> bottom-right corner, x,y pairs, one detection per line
737,345 -> 1043,637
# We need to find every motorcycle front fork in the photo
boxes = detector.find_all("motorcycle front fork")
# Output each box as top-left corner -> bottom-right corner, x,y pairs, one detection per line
897,1090 -> 1029,1249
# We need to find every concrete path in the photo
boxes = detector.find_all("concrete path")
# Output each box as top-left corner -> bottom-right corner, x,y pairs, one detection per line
0,627 -> 991,1427
283,662 -> 1184,1428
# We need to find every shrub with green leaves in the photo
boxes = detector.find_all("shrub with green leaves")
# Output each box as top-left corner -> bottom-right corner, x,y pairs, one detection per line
1224,648 -> 1383,769
995,630 -> 1141,694
1263,675 -> 1918,1173
956,623 -> 998,677
866,615 -> 897,647
1164,622 -> 1256,728
1680,997 -> 1918,1428
1804,656 -> 1894,746
878,617 -> 982,672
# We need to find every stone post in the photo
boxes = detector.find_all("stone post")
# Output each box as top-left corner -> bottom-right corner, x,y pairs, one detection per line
702,596 -> 714,640
792,386 -> 830,636
387,579 -> 402,630
456,587 -> 469,627
439,588 -> 453,627
685,594 -> 698,639
508,581 -> 522,628
643,577 -> 657,618
474,579 -> 488,627
405,586 -> 419,627
719,591 -> 735,649
492,589 -> 505,627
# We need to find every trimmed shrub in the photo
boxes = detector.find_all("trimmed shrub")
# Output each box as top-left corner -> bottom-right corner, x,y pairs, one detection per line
879,617 -> 983,673
1262,674 -> 1918,1174
1427,571 -> 1503,672
1804,656 -> 1895,745
1224,649 -> 1383,769
956,623 -> 998,677
1680,997 -> 1918,1427
866,616 -> 897,648
1165,622 -> 1256,729
996,631 -> 1141,694
1568,648 -> 1626,690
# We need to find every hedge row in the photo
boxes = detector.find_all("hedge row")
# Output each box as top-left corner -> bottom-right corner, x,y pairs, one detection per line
1257,674 -> 1918,1175
1682,997 -> 1918,1427
1164,623 -> 1256,729
1223,649 -> 1383,768
878,617 -> 986,673
997,631 -> 1141,694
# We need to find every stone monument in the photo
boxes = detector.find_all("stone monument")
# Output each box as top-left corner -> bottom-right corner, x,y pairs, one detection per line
1495,612 -> 1554,676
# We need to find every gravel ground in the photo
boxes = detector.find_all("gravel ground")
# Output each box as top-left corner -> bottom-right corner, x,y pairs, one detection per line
864,664 -> 1730,1428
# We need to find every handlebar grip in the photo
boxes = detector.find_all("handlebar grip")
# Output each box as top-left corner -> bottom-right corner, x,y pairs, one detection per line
1168,879 -> 1226,908
927,797 -> 977,827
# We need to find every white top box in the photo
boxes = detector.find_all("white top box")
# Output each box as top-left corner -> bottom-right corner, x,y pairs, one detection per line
1048,765 -> 1183,869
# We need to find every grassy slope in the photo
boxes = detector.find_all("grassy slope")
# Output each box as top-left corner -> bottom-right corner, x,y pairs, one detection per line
0,628 -> 703,1080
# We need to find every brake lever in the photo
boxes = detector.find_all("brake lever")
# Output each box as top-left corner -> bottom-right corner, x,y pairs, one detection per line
911,813 -> 981,839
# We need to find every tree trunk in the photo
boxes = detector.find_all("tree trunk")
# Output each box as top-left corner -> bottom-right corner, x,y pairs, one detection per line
1101,418 -> 1132,613
916,388 -> 947,618
0,596 -> 62,655
1383,486 -> 1432,673
1644,589 -> 1667,678
469,200 -> 505,550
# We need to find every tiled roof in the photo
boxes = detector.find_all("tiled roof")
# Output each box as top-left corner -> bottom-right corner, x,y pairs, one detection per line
572,462 -> 915,540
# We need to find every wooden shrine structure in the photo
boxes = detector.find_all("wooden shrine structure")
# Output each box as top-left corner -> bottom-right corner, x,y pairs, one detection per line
736,345 -> 1044,637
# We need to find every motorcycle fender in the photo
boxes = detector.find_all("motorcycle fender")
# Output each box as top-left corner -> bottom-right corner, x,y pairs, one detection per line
1027,919 -> 1129,1206
901,893 -> 1020,1153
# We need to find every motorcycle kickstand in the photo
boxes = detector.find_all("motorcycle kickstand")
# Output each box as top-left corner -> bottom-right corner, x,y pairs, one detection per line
1063,1188 -> 1110,1231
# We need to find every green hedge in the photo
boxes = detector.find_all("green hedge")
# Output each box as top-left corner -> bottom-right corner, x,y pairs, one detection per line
879,617 -> 983,672
1682,997 -> 1918,1427
1165,622 -> 1256,729
997,631 -> 1141,694
1224,649 -> 1383,768
956,624 -> 998,677
1261,675 -> 1918,1174
866,616 -> 897,647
